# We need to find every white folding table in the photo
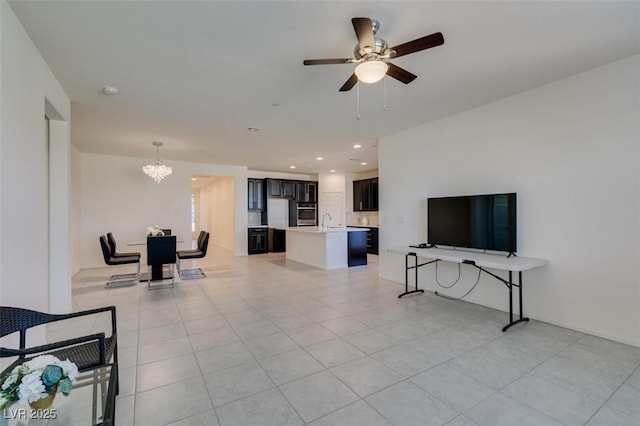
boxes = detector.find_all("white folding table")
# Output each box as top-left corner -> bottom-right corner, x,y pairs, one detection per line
388,246 -> 548,331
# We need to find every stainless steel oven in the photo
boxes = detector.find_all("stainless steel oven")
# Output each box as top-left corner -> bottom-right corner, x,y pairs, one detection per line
296,202 -> 317,226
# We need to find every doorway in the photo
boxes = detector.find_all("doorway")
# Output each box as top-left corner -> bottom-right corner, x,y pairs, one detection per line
191,189 -> 200,242
190,176 -> 235,252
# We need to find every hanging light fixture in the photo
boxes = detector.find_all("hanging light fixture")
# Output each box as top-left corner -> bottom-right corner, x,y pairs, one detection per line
355,60 -> 388,84
143,141 -> 172,183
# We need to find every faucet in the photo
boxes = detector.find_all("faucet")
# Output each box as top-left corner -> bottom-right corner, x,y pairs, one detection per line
321,213 -> 332,228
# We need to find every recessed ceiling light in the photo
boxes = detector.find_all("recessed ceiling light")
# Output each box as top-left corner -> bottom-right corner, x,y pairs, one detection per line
353,144 -> 362,149
316,157 -> 323,161
102,86 -> 119,95
289,165 -> 296,169
191,177 -> 196,181
247,127 -> 260,133
360,162 -> 368,166
330,170 -> 336,173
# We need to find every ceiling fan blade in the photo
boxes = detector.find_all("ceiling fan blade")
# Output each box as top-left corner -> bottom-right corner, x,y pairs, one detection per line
391,32 -> 444,58
352,17 -> 375,49
339,73 -> 358,92
386,63 -> 417,84
304,58 -> 353,65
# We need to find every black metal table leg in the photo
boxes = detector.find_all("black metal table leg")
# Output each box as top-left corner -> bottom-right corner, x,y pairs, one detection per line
519,271 -> 524,320
398,253 -> 425,298
502,270 -> 529,331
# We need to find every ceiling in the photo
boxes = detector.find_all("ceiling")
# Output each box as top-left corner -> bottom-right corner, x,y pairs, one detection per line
9,1 -> 639,174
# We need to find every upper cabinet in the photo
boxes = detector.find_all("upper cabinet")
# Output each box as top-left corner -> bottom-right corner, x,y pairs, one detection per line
248,178 -> 265,211
296,181 -> 317,202
282,181 -> 297,198
267,179 -> 317,202
353,178 -> 378,211
267,179 -> 297,199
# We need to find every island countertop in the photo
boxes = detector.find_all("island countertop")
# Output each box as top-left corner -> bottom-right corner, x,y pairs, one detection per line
286,227 -> 368,233
286,227 -> 368,269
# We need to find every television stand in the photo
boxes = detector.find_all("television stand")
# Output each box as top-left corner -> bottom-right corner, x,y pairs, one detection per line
389,247 -> 548,331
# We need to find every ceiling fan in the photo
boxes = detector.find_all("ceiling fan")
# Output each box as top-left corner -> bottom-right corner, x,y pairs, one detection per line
303,17 -> 444,92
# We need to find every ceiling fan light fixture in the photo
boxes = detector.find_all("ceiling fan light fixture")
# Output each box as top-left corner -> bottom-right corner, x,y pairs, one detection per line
355,61 -> 388,84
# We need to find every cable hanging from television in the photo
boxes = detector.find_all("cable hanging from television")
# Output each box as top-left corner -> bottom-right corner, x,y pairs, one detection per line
435,267 -> 482,300
434,262 -> 462,289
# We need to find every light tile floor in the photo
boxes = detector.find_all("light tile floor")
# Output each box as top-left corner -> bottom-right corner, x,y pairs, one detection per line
60,246 -> 640,426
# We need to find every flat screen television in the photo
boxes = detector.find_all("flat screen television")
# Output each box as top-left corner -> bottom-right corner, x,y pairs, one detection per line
427,193 -> 517,253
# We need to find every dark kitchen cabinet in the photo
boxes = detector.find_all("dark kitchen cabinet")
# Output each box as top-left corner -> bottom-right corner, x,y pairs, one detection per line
267,179 -> 297,199
267,179 -> 282,198
353,178 -> 378,211
268,228 -> 286,252
347,231 -> 367,267
349,226 -> 379,255
248,227 -> 268,254
282,181 -> 296,198
367,227 -> 379,255
248,179 -> 265,211
296,181 -> 317,202
353,180 -> 365,212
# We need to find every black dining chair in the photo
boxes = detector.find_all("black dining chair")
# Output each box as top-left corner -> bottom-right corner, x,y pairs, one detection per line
106,232 -> 141,259
146,235 -> 177,289
99,235 -> 140,287
176,231 -> 209,278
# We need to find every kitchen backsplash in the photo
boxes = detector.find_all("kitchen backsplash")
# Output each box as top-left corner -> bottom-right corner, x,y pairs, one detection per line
248,211 -> 264,226
347,212 -> 379,226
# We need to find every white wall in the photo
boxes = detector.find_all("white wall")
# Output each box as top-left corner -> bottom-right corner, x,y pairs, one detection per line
70,145 -> 82,275
200,176 -> 235,251
379,55 -> 640,346
79,153 -> 248,268
0,1 -> 72,312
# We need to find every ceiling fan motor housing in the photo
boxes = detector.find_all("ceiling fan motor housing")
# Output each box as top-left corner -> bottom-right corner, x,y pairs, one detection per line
354,38 -> 389,60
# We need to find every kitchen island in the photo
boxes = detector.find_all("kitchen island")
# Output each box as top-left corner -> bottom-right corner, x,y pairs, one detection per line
286,227 -> 368,270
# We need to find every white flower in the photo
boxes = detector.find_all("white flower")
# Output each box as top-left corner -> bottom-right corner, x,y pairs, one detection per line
0,355 -> 79,410
17,372 -> 47,403
25,354 -> 58,372
1,373 -> 18,390
56,359 -> 79,382
146,225 -> 164,237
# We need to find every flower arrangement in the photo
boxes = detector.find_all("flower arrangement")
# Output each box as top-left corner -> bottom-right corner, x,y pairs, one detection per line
146,225 -> 165,237
0,355 -> 78,411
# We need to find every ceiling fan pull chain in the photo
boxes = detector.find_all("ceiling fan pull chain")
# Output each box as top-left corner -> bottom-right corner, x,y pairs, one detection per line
356,82 -> 360,120
383,76 -> 388,111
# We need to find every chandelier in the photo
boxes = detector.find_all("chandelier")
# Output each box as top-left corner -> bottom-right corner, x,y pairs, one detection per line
143,141 -> 172,183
